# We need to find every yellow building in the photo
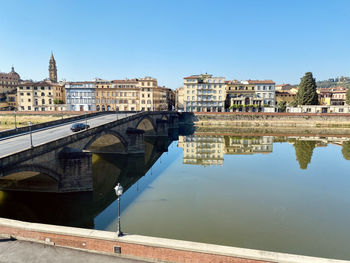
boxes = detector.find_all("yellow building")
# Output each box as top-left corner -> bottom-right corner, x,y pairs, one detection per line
17,81 -> 56,111
95,77 -> 173,112
95,79 -> 139,111
275,91 -> 296,105
224,136 -> 273,155
175,87 -> 184,110
53,82 -> 66,103
226,80 -> 263,111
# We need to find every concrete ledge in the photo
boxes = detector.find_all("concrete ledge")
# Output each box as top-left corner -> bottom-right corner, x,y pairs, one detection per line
0,217 -> 348,263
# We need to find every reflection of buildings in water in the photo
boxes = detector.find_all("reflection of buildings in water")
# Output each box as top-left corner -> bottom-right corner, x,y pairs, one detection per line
287,136 -> 350,148
178,135 -> 224,166
178,135 -> 274,166
224,136 -> 273,155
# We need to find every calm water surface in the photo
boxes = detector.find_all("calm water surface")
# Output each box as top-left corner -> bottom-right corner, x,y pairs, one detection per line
1,132 -> 350,260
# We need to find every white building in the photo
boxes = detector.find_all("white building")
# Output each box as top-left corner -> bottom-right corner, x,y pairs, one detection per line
184,73 -> 226,112
247,80 -> 276,106
287,105 -> 350,114
65,82 -> 96,111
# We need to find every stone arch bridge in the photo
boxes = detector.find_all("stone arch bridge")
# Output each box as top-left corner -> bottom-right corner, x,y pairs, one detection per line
0,111 -> 179,193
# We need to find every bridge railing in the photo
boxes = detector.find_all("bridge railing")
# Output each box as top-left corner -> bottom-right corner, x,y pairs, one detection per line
0,111 -> 140,139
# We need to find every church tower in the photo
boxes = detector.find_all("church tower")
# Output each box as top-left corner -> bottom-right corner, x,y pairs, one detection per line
49,53 -> 57,82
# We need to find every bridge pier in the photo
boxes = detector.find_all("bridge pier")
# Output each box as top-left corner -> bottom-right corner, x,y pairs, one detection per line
58,148 -> 93,192
126,128 -> 145,154
156,119 -> 169,137
169,115 -> 179,129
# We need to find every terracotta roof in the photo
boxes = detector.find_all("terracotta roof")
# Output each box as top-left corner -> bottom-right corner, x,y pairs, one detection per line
184,76 -> 200,79
318,86 -> 347,93
19,80 -> 53,86
67,81 -> 95,85
112,79 -> 138,84
225,80 -> 241,85
247,80 -> 275,84
275,91 -> 295,95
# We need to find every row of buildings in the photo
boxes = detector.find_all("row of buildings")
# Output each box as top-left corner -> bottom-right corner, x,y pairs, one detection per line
0,54 -> 174,112
275,84 -> 348,106
176,73 -> 277,113
175,73 -> 349,113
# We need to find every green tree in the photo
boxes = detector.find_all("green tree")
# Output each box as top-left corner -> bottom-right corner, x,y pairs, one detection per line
296,72 -> 319,105
342,141 -> 350,160
278,100 -> 287,112
293,140 -> 317,169
53,99 -> 64,104
346,88 -> 350,105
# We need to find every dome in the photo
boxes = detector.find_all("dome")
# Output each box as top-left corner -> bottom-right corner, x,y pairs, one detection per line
9,66 -> 20,79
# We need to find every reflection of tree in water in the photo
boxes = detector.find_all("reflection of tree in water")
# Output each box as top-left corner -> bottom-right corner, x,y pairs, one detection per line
342,141 -> 350,160
293,140 -> 317,170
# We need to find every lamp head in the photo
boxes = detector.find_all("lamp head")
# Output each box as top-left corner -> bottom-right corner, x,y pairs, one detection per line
114,183 -> 123,197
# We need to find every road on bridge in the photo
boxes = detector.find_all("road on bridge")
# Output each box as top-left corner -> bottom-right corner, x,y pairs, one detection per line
0,113 -> 136,159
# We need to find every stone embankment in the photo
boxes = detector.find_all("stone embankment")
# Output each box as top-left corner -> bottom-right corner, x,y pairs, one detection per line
0,218 -> 349,263
192,112 -> 350,128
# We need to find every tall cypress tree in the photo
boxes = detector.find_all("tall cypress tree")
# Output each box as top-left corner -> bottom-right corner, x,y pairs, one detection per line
293,140 -> 317,170
296,72 -> 319,105
346,88 -> 350,105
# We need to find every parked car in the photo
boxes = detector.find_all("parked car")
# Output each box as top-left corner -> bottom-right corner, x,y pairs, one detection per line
71,123 -> 90,132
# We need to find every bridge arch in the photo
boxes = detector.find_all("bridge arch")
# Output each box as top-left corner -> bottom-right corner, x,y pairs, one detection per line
1,164 -> 61,182
135,116 -> 157,134
84,130 -> 128,152
0,164 -> 61,192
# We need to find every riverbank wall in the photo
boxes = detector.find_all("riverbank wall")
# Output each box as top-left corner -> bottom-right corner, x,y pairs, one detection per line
0,218 -> 348,263
191,112 -> 350,128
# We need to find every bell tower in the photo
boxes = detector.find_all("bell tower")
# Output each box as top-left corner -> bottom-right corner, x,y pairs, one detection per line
49,52 -> 57,82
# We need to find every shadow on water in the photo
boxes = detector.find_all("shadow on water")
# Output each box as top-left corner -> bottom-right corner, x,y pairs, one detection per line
0,134 -> 174,229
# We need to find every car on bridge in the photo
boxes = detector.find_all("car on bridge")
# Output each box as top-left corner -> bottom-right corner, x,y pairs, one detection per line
71,123 -> 90,132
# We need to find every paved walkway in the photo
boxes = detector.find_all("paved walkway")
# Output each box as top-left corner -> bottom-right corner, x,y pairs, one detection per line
0,238 -> 152,263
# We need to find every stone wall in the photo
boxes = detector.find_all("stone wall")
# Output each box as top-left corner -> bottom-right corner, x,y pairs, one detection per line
193,112 -> 350,127
0,218 -> 347,263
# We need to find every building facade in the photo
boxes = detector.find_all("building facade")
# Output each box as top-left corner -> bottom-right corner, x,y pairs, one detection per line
226,80 -> 263,112
248,80 -> 276,106
319,86 -> 347,106
175,87 -> 184,110
0,66 -> 20,96
184,74 -> 226,112
178,135 -> 225,166
17,81 -> 57,111
65,82 -> 96,111
95,79 -> 139,111
95,77 -> 173,112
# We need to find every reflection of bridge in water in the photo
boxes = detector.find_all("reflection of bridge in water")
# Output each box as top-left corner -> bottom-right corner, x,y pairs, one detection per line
0,130 -> 181,229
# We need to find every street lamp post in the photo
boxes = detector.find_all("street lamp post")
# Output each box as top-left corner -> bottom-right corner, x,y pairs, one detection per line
14,110 -> 17,130
84,111 -> 88,129
28,121 -> 33,148
114,183 -> 124,237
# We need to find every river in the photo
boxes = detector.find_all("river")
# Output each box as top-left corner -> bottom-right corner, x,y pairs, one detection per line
1,129 -> 350,260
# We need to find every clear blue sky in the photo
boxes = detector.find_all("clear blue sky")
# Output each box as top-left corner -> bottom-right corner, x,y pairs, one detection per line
1,0 -> 349,89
